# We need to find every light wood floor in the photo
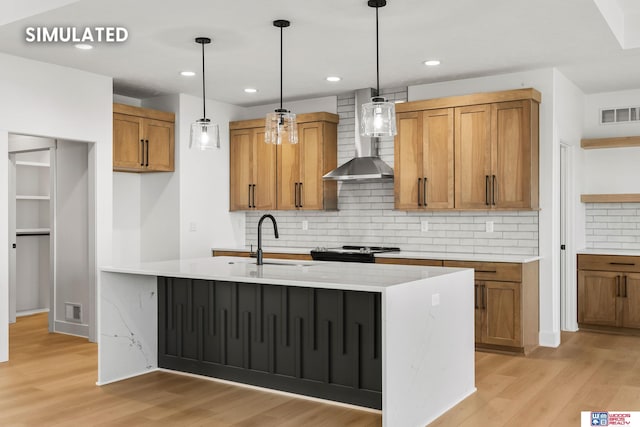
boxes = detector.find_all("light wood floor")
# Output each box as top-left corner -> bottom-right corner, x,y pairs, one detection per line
2,314 -> 640,426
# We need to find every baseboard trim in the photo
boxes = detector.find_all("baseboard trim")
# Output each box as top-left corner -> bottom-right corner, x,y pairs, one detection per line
539,330 -> 561,348
16,308 -> 49,317
54,320 -> 89,338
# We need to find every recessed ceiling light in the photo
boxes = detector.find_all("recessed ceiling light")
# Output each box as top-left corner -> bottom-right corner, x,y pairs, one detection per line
180,71 -> 196,77
424,60 -> 441,66
75,44 -> 93,50
244,88 -> 258,93
326,76 -> 341,82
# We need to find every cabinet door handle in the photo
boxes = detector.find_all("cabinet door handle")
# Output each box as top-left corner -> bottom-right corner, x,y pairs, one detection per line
616,276 -> 620,297
492,175 -> 496,205
252,184 -> 256,208
423,177 -> 428,207
145,139 -> 150,166
485,175 -> 490,206
482,284 -> 486,310
299,182 -> 303,208
474,285 -> 479,309
140,139 -> 145,166
248,184 -> 252,208
294,183 -> 299,207
417,178 -> 422,207
624,275 -> 628,298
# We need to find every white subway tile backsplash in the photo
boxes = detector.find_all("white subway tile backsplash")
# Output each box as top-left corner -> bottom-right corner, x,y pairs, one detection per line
244,88 -> 539,256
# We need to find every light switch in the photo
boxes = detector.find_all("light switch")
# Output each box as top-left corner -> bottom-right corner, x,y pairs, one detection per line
421,220 -> 429,232
485,221 -> 494,233
432,293 -> 440,306
302,220 -> 308,231
189,222 -> 197,232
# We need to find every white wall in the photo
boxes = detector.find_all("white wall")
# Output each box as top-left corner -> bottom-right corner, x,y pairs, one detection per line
177,94 -> 245,258
553,70 -> 586,332
241,95 -> 337,119
55,140 -> 89,335
112,173 -> 141,265
410,69 -> 561,346
0,52 -> 112,360
582,88 -> 640,194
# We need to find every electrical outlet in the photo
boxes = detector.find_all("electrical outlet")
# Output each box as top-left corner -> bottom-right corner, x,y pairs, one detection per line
432,293 -> 440,306
486,221 -> 494,233
421,220 -> 429,232
302,220 -> 308,231
189,222 -> 197,232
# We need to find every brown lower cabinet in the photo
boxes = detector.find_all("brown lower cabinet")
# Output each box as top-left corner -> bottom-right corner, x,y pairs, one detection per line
444,260 -> 539,354
578,254 -> 640,331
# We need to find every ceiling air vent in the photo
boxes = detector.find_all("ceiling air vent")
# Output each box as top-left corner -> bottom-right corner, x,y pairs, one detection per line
600,107 -> 640,124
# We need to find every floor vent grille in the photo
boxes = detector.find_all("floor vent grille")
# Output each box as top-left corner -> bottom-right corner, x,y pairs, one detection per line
65,302 -> 81,323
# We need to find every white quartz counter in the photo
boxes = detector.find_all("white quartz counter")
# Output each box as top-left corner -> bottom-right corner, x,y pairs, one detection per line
102,256 -> 465,293
577,248 -> 640,257
212,246 -> 540,264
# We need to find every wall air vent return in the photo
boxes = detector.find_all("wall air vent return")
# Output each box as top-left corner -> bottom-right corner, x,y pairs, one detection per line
65,302 -> 82,323
600,107 -> 640,124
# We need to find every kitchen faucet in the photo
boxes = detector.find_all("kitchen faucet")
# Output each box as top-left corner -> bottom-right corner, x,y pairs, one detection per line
257,214 -> 279,265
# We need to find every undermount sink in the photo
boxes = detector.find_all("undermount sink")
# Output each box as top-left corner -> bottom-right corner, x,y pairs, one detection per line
228,259 -> 315,267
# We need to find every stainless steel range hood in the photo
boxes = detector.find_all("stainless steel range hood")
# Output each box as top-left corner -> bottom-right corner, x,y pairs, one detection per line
323,88 -> 394,181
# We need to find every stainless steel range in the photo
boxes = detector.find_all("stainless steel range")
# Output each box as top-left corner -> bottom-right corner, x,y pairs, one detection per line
310,245 -> 400,263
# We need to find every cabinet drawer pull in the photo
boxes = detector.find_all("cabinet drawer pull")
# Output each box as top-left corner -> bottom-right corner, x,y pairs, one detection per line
609,262 -> 635,266
485,175 -> 490,206
476,270 -> 497,274
417,177 -> 422,207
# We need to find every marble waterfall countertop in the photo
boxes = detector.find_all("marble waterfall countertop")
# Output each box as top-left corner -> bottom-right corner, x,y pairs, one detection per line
212,246 -> 540,264
102,256 -> 466,293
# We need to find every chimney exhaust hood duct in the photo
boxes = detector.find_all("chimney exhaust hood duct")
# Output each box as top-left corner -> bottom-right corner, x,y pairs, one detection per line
323,88 -> 394,182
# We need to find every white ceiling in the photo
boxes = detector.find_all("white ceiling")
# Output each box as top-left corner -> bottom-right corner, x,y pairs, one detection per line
1,0 -> 640,107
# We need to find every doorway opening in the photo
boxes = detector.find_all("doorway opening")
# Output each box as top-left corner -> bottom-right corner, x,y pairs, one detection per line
8,134 -> 94,342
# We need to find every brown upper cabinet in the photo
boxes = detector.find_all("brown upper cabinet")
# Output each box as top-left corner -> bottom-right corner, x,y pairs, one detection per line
229,112 -> 338,211
229,127 -> 276,211
395,88 -> 540,210
395,108 -> 454,209
113,103 -> 175,172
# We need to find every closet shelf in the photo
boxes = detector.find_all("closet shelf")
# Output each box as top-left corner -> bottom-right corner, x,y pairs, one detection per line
15,161 -> 50,168
16,228 -> 50,236
16,195 -> 49,200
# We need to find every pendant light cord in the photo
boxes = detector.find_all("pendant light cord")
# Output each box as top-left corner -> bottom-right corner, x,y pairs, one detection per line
201,41 -> 206,119
375,4 -> 380,97
280,25 -> 284,111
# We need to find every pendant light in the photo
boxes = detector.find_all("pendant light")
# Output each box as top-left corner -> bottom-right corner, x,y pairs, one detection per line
361,0 -> 397,137
265,20 -> 298,145
190,37 -> 220,150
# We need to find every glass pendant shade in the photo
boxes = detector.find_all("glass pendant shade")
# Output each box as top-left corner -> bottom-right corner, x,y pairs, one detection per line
361,96 -> 397,137
190,118 -> 220,150
190,36 -> 220,150
265,109 -> 298,145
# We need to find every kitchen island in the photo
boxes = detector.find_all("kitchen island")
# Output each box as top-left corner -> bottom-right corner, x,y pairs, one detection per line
99,257 -> 475,427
